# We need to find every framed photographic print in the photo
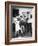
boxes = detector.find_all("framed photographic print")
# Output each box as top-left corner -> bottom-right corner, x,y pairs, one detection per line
5,1 -> 37,45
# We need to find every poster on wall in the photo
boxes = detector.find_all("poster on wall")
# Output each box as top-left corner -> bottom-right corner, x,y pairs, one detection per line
5,1 -> 37,45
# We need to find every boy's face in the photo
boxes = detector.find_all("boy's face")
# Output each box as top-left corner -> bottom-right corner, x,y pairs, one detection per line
20,12 -> 27,21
